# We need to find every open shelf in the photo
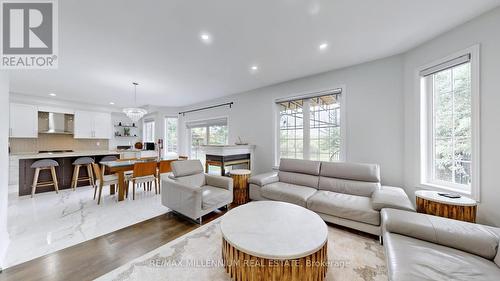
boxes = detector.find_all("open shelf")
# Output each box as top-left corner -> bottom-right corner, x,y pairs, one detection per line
114,125 -> 138,128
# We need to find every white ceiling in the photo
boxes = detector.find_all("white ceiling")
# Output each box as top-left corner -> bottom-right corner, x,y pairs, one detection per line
9,0 -> 500,107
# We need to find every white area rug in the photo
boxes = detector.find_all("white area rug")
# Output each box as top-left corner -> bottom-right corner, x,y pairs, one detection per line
97,217 -> 387,281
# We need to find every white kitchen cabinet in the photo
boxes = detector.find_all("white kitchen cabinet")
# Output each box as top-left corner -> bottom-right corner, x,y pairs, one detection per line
120,151 -> 139,159
9,157 -> 19,185
140,150 -> 157,158
9,103 -> 38,138
74,110 -> 111,139
74,111 -> 94,139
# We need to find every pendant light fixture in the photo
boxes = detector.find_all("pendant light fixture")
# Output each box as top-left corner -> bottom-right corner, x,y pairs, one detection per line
123,82 -> 147,122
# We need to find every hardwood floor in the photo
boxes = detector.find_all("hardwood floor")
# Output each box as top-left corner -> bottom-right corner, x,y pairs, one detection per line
0,210 -> 227,281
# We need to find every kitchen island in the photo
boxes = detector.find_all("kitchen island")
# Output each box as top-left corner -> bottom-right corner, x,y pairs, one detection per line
11,150 -> 120,196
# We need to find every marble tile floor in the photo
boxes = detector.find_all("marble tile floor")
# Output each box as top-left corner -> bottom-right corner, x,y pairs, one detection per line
5,184 -> 169,269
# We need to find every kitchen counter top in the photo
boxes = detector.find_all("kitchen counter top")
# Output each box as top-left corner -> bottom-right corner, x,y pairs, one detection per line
9,150 -> 120,160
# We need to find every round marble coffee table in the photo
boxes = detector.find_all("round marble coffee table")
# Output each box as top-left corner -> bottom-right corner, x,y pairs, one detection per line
415,190 -> 477,223
220,201 -> 328,281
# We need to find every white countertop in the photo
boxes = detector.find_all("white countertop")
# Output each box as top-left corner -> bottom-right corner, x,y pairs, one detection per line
415,190 -> 477,206
9,150 -> 120,160
220,201 -> 328,260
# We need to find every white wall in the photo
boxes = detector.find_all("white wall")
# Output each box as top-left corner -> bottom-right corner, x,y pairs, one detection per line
178,55 -> 405,186
0,71 -> 10,268
109,112 -> 141,149
403,7 -> 500,226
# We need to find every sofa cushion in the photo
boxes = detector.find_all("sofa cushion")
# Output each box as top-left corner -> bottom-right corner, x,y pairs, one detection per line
171,160 -> 204,177
202,186 -> 232,210
248,172 -> 279,186
382,209 -> 500,260
384,233 -> 500,281
278,171 -> 319,188
279,158 -> 321,175
261,182 -> 317,207
318,176 -> 380,197
371,186 -> 415,212
175,173 -> 206,188
307,191 -> 380,226
320,161 -> 380,182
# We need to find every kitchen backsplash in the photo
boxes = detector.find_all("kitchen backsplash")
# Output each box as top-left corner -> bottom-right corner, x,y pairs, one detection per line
9,134 -> 109,153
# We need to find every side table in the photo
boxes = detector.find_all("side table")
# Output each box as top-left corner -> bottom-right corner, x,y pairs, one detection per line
415,190 -> 477,223
229,169 -> 251,205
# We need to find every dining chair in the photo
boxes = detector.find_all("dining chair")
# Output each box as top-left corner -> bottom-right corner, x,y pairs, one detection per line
91,163 -> 118,205
129,161 -> 158,200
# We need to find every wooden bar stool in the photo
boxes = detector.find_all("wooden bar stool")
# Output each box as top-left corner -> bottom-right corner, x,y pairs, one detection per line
71,157 -> 95,189
31,159 -> 59,197
100,155 -> 118,177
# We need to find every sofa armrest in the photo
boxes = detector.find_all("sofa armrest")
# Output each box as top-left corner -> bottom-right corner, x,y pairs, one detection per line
372,186 -> 415,212
382,209 -> 500,260
248,172 -> 279,186
205,174 -> 233,191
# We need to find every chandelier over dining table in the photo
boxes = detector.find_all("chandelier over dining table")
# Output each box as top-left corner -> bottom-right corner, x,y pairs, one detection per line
123,82 -> 147,122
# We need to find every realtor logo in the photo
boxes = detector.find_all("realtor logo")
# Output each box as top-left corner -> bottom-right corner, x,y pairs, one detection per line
1,0 -> 58,69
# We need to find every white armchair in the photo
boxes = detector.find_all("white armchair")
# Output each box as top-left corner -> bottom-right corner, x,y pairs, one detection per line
162,160 -> 233,224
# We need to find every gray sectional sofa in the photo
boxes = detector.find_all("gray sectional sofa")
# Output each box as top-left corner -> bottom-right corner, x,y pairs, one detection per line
382,209 -> 500,281
249,158 -> 415,236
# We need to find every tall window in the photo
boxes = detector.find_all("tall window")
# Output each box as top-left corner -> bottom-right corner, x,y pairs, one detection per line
187,118 -> 228,161
277,89 -> 343,162
143,120 -> 155,142
278,100 -> 303,159
420,46 -> 479,198
309,95 -> 341,161
165,117 -> 178,153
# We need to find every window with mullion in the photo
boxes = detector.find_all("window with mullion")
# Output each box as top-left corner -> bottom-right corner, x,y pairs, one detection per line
277,93 -> 341,162
430,62 -> 472,188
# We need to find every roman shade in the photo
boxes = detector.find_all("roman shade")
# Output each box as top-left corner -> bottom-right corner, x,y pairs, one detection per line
275,88 -> 341,104
420,54 -> 471,77
185,118 -> 227,129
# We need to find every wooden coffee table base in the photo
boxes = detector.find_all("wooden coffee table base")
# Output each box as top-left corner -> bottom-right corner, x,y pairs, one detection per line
222,238 -> 328,281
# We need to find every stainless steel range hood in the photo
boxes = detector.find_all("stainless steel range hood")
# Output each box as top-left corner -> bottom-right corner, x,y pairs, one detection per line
38,112 -> 74,135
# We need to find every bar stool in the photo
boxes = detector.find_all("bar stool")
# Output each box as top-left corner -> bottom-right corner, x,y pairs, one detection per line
71,157 -> 95,189
31,159 -> 59,197
100,155 -> 118,177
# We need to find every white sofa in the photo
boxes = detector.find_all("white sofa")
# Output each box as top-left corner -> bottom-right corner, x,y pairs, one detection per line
161,160 -> 233,224
249,158 -> 414,236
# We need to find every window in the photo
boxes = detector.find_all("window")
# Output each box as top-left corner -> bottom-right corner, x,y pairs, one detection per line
309,96 -> 341,161
277,89 -> 343,162
187,118 -> 228,161
278,100 -> 303,159
420,46 -> 480,198
143,120 -> 155,142
164,117 -> 178,153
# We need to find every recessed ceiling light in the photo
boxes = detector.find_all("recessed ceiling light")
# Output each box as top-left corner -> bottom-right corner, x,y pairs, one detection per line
49,93 -> 56,96
250,65 -> 259,71
109,102 -> 115,105
319,43 -> 328,50
200,33 -> 212,44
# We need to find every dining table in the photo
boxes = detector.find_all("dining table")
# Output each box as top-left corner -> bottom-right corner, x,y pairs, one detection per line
100,157 -> 179,201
